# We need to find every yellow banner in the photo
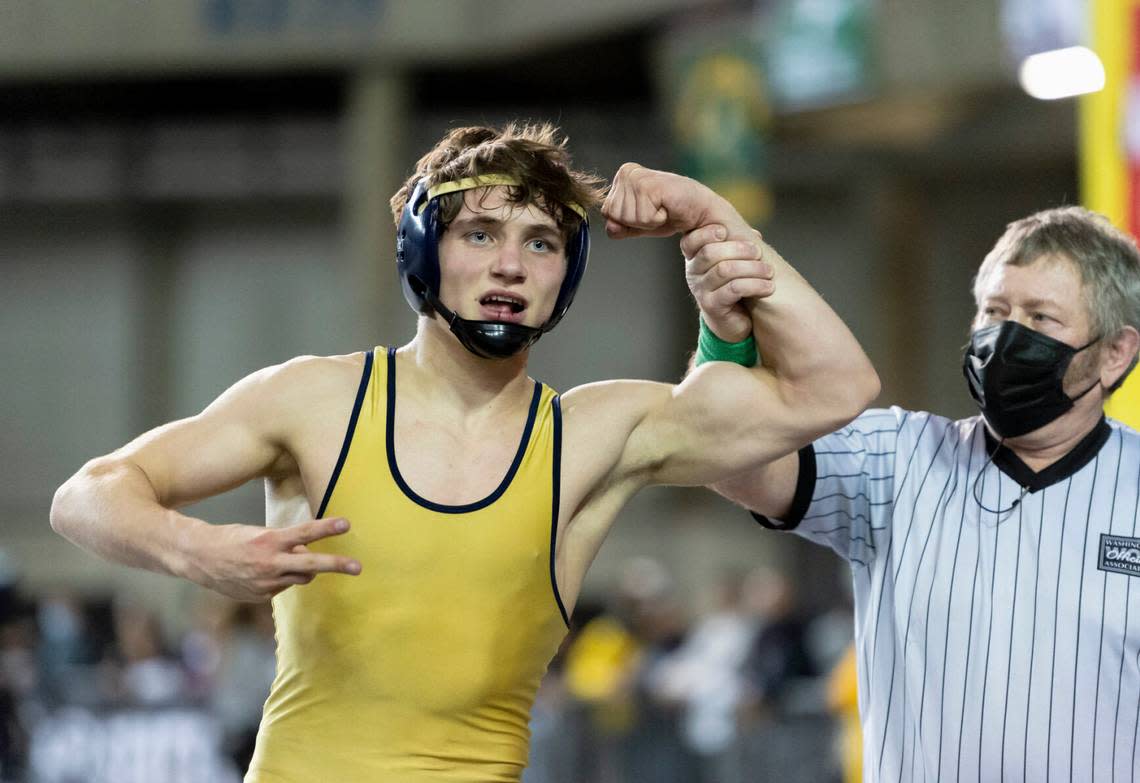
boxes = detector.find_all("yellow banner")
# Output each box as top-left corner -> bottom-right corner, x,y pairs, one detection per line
1081,0 -> 1140,428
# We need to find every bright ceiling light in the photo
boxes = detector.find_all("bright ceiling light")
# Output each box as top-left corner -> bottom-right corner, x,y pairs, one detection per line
1019,46 -> 1106,100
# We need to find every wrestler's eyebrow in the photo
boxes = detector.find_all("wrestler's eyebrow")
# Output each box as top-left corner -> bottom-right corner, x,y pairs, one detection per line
450,216 -> 505,232
527,225 -> 563,243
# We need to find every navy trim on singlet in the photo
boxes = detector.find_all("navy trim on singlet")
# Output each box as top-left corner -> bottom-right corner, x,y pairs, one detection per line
316,349 -> 374,518
385,346 -> 543,514
549,395 -> 570,627
752,444 -> 817,530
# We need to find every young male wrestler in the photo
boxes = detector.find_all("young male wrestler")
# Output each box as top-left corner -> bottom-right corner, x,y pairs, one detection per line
51,123 -> 879,781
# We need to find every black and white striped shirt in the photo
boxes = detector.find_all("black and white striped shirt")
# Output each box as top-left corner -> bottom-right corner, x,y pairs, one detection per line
757,407 -> 1140,782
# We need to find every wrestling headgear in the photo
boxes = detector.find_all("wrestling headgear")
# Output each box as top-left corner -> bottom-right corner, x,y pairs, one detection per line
396,174 -> 590,359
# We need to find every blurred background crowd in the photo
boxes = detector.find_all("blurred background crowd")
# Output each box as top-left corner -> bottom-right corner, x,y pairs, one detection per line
0,555 -> 859,783
0,560 -> 270,782
524,559 -> 858,783
4,0 -> 1138,780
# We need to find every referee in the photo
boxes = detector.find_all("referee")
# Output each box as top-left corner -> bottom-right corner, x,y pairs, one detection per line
692,206 -> 1140,782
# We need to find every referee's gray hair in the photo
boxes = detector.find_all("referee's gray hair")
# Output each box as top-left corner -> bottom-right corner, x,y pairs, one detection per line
974,206 -> 1140,391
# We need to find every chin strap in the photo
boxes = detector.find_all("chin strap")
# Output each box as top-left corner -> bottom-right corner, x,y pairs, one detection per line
425,291 -> 543,359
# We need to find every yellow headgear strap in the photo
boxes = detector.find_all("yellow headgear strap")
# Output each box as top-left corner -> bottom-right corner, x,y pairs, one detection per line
424,174 -> 586,219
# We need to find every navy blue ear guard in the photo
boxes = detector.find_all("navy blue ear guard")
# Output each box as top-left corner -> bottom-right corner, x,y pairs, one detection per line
395,177 -> 590,333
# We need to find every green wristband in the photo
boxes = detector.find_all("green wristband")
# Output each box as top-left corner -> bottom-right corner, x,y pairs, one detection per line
695,318 -> 758,367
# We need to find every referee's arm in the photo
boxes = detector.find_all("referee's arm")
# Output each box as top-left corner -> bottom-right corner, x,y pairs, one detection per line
711,449 -> 800,522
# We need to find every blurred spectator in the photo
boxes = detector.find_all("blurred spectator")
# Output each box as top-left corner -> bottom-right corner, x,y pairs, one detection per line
110,601 -> 186,706
650,570 -> 756,782
553,557 -> 699,783
734,567 -> 844,783
523,662 -> 575,783
803,569 -> 856,675
178,592 -> 277,773
36,592 -> 101,707
739,566 -> 816,718
613,561 -> 698,783
561,590 -> 644,781
0,574 -> 35,783
525,622 -> 593,783
564,611 -> 641,727
210,602 -> 276,772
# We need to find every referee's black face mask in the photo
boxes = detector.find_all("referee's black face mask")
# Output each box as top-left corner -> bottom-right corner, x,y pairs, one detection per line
962,320 -> 1100,439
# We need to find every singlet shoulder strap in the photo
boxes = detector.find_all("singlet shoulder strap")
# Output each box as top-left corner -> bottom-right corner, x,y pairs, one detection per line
316,349 -> 375,518
548,393 -> 569,626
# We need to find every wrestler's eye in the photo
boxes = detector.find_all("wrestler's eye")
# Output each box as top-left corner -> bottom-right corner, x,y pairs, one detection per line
527,237 -> 562,255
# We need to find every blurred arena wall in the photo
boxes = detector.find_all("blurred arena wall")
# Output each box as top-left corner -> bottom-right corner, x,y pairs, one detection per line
1,0 -> 1079,624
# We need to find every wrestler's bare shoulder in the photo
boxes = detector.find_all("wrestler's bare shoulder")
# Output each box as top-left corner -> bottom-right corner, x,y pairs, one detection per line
247,352 -> 366,404
560,378 -> 671,445
224,352 -> 369,447
557,378 -> 673,494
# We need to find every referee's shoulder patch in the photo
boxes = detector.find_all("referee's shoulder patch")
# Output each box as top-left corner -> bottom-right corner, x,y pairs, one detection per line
1099,534 -> 1140,577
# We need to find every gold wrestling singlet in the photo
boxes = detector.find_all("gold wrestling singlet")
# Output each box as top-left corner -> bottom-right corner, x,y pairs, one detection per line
246,347 -> 569,782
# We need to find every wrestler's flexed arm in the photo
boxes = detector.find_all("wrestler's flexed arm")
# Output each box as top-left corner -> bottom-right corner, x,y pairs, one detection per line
550,164 -> 880,604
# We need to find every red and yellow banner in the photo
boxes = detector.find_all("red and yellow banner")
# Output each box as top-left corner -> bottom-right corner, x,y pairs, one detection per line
1080,0 -> 1140,428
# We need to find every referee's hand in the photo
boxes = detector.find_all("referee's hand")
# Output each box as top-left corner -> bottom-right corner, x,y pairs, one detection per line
682,223 -> 773,343
182,517 -> 361,602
